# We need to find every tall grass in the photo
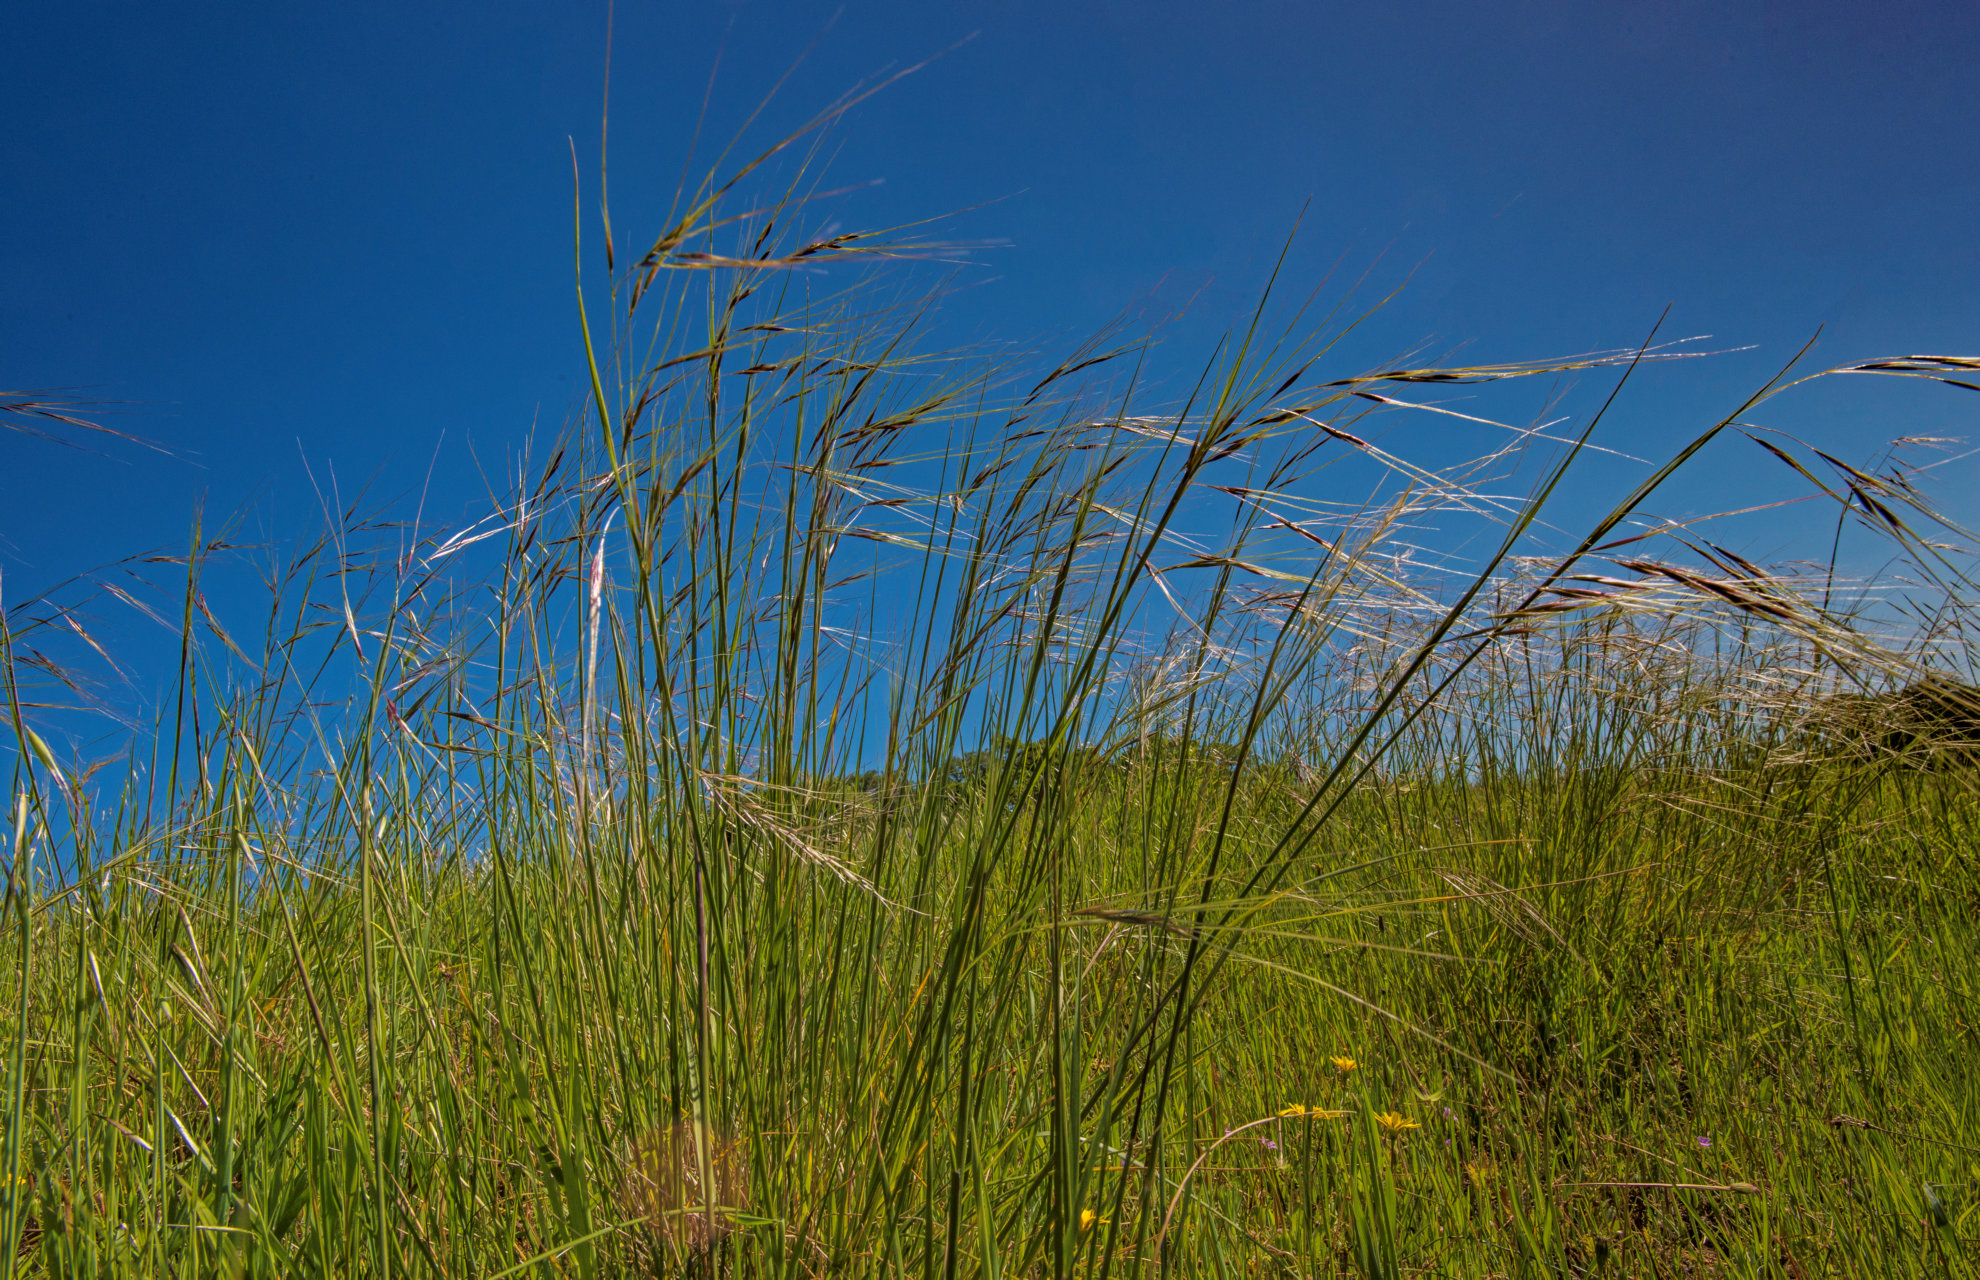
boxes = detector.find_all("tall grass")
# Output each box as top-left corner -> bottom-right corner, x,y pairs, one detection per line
3,111 -> 1976,1277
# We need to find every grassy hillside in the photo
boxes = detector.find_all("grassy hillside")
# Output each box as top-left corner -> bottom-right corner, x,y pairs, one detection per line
4,125 -> 1976,1277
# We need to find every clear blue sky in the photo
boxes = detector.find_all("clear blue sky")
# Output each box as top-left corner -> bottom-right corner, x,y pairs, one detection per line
7,0 -> 1978,614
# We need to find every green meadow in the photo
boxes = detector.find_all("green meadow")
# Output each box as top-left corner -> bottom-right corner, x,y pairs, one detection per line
4,121 -> 1977,1277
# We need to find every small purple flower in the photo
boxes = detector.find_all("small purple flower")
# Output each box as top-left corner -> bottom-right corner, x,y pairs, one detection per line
1261,1139 -> 1278,1150
1443,1107 -> 1454,1120
1696,1136 -> 1712,1149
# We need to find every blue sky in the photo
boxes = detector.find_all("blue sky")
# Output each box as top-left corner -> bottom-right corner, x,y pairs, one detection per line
6,0 -> 1978,634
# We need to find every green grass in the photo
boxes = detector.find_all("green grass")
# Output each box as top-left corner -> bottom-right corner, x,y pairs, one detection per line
3,115 -> 1977,1276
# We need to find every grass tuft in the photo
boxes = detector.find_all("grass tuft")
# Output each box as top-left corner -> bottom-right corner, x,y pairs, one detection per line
3,106 -> 1977,1278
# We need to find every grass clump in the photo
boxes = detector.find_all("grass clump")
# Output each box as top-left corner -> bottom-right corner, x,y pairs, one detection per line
2,110 -> 1977,1277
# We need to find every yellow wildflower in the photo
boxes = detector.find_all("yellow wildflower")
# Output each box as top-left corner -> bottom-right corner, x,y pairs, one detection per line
1330,1056 -> 1358,1076
1373,1111 -> 1420,1137
1278,1103 -> 1345,1118
1079,1208 -> 1107,1232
